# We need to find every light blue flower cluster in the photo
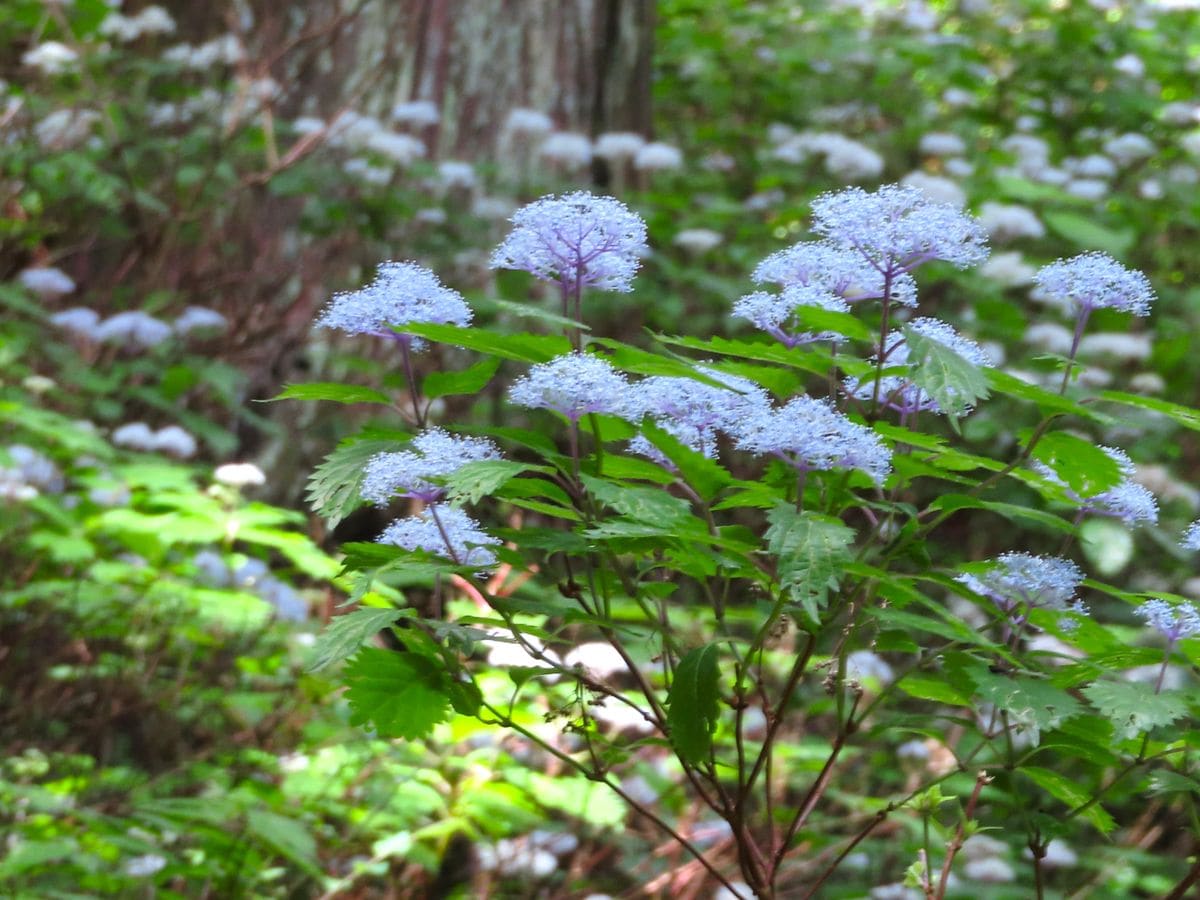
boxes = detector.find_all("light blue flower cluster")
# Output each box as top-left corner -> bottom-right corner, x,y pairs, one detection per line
316,260 -> 473,345
844,317 -> 991,414
509,352 -> 635,422
628,367 -> 770,461
1034,252 -> 1155,317
810,184 -> 990,272
957,553 -> 1087,628
1033,445 -> 1158,527
732,395 -> 891,484
378,505 -> 501,569
752,239 -> 918,307
1135,598 -> 1200,646
489,191 -> 649,293
362,428 -> 501,505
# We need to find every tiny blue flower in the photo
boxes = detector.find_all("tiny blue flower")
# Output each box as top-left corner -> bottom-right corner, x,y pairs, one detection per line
732,285 -> 850,347
316,261 -> 472,346
377,505 -> 501,568
362,428 -> 502,505
1034,252 -> 1154,317
733,395 -> 892,484
509,352 -> 635,422
490,191 -> 649,292
752,239 -> 918,307
1182,519 -> 1200,551
811,183 -> 989,272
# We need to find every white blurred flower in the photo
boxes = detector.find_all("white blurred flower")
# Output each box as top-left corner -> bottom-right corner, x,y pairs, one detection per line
845,650 -> 894,686
1104,133 -> 1155,166
1079,332 -> 1152,361
673,228 -> 723,254
900,171 -> 966,207
919,132 -> 966,156
504,108 -> 553,135
20,267 -> 75,296
152,425 -> 197,459
1114,53 -> 1146,78
123,854 -> 167,877
1138,178 -> 1164,200
1129,372 -> 1165,393
174,306 -> 227,334
563,642 -> 627,679
392,99 -> 439,127
943,158 -> 974,178
1065,178 -> 1108,200
23,42 -> 78,75
594,131 -> 646,160
980,251 -> 1036,287
214,462 -> 266,488
634,141 -> 684,171
436,160 -> 477,190
539,132 -> 592,168
964,857 -> 1016,883
34,109 -> 100,148
977,202 -> 1045,241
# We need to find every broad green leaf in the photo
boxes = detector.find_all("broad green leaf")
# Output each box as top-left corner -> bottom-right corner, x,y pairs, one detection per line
307,437 -> 403,527
1020,766 -> 1116,834
1029,431 -> 1122,498
308,607 -> 404,671
423,357 -> 502,399
1097,390 -> 1200,432
765,505 -> 854,623
987,369 -> 1109,422
641,421 -> 733,501
792,304 -> 873,342
897,673 -> 972,705
1043,211 -> 1135,255
1148,770 -> 1200,797
966,667 -> 1083,732
343,648 -> 452,740
903,326 -> 990,425
1082,680 -> 1189,739
272,382 -> 392,404
480,296 -> 593,332
668,644 -> 722,765
927,494 -> 1075,534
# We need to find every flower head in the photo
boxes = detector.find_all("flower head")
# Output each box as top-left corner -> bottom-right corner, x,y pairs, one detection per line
316,261 -> 472,346
490,191 -> 648,293
1034,445 -> 1158,527
733,395 -> 892,484
509,353 -> 634,422
362,429 -> 501,505
628,367 -> 769,461
1135,598 -> 1200,645
378,505 -> 500,569
957,553 -> 1086,628
93,311 -> 173,348
751,240 -> 917,306
811,183 -> 989,271
1034,253 -> 1155,317
844,317 -> 991,415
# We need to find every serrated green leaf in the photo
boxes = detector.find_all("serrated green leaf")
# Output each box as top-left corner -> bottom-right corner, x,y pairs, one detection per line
967,668 -> 1083,732
668,644 -> 722,765
308,607 -> 403,671
897,673 -> 972,705
343,648 -> 452,740
1020,766 -> 1116,834
245,809 -> 322,877
401,323 -> 570,362
641,421 -> 733,501
903,326 -> 990,425
273,382 -> 392,404
307,437 -> 403,527
581,475 -> 694,525
765,505 -> 854,623
444,459 -> 535,505
1082,680 -> 1189,739
422,357 -> 502,399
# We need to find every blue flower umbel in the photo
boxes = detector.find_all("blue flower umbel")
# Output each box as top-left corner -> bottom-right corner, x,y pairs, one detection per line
362,428 -> 502,505
957,553 -> 1087,631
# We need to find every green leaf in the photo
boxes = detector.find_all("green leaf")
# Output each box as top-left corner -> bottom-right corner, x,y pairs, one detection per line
308,607 -> 403,671
927,494 -> 1075,534
765,505 -> 854,623
897,673 -> 972,705
967,668 -> 1083,732
1044,211 -> 1135,255
445,459 -> 536,505
272,382 -> 392,404
1029,431 -> 1122,498
1020,767 -> 1116,834
668,644 -> 722,765
343,648 -> 452,740
245,809 -> 322,877
1097,390 -> 1200,432
792,303 -> 873,342
1082,680 -> 1189,739
307,437 -> 403,527
402,323 -> 570,362
423,357 -> 502,399
903,326 -> 990,425
641,421 -> 733,501
581,475 -> 694,526
986,369 -> 1109,422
